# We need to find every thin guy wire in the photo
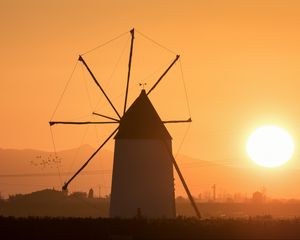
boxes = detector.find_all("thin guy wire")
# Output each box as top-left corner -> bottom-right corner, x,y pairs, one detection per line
81,31 -> 128,56
50,61 -> 78,121
179,59 -> 192,118
135,29 -> 178,55
49,127 -> 63,186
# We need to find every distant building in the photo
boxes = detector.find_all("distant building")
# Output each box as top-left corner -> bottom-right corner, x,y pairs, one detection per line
88,188 -> 94,198
70,191 -> 87,199
252,191 -> 264,203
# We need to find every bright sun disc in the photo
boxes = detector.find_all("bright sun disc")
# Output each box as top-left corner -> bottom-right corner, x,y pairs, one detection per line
246,125 -> 294,168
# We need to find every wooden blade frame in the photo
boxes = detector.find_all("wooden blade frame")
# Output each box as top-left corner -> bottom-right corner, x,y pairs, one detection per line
163,118 -> 192,124
79,55 -> 121,119
92,112 -> 120,122
123,28 -> 135,115
161,139 -> 201,219
147,55 -> 180,95
62,127 -> 119,191
49,121 -> 118,126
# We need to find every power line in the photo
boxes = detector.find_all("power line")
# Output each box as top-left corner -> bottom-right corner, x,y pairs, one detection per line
0,170 -> 112,178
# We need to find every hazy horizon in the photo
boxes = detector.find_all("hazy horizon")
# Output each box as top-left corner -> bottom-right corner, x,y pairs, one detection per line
2,0 -> 300,205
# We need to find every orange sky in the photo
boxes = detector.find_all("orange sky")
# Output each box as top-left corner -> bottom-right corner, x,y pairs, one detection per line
2,0 -> 300,198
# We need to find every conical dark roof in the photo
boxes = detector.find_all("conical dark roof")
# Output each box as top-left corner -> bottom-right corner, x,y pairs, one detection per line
115,90 -> 172,140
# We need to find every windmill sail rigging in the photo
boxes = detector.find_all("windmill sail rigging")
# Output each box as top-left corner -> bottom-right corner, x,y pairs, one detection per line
62,127 -> 119,191
78,55 -> 121,119
92,112 -> 120,122
163,118 -> 192,124
49,121 -> 118,126
161,139 -> 201,219
147,54 -> 180,95
123,28 -> 135,115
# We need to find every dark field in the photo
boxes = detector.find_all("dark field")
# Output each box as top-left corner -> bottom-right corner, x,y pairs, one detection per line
2,216 -> 300,240
3,190 -> 300,239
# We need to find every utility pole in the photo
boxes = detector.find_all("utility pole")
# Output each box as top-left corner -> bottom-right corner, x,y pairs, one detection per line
212,184 -> 216,201
262,186 -> 266,202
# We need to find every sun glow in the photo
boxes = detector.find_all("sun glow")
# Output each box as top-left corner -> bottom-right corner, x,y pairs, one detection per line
246,125 -> 294,168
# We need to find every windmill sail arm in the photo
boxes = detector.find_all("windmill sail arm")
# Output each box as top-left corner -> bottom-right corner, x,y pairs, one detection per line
163,118 -> 192,124
49,121 -> 118,126
123,28 -> 135,115
147,55 -> 180,95
78,55 -> 121,119
161,140 -> 201,219
62,127 -> 119,191
92,112 -> 120,122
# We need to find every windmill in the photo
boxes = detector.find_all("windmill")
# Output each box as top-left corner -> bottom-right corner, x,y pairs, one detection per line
49,28 -> 201,218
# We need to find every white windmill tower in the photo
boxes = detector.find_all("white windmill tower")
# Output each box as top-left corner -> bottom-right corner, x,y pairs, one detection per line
50,28 -> 200,219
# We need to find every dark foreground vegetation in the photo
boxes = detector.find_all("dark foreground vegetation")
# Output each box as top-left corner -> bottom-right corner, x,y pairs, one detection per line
3,189 -> 300,218
2,216 -> 300,240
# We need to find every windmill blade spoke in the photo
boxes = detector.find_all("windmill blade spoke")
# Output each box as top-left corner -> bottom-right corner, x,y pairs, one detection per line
147,55 -> 180,96
62,127 -> 119,191
123,28 -> 135,115
78,55 -> 121,119
49,121 -> 118,126
161,140 -> 201,219
163,118 -> 192,124
92,112 -> 120,122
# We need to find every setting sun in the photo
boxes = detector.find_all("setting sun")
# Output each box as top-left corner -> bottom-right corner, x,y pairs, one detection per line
247,126 -> 295,168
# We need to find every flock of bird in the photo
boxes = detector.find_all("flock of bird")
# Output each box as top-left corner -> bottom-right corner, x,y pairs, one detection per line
30,155 -> 62,169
